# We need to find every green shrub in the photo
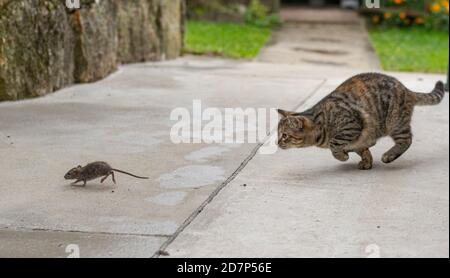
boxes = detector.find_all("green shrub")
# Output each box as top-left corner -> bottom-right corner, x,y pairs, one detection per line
426,0 -> 449,31
244,0 -> 281,28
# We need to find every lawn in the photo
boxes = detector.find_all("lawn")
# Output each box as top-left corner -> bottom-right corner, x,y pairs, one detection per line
184,21 -> 272,59
368,27 -> 449,73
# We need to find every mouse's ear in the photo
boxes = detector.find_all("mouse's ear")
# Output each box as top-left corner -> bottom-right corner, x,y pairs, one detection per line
77,165 -> 82,168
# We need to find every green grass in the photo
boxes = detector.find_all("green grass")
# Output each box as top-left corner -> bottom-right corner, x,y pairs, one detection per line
368,27 -> 449,73
184,21 -> 271,59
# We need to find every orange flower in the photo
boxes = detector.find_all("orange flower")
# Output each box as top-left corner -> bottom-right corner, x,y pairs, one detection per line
372,15 -> 380,24
430,3 -> 441,12
439,0 -> 449,13
399,12 -> 407,19
414,17 -> 425,24
384,12 -> 392,19
393,0 -> 403,4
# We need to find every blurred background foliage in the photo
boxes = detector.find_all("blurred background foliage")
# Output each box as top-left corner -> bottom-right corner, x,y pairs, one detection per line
187,0 -> 281,27
184,0 -> 280,59
184,0 -> 448,73
365,0 -> 449,73
363,0 -> 449,31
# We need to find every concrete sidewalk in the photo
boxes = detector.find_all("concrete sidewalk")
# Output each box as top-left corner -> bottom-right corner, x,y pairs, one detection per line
163,63 -> 449,258
0,57 -> 448,257
257,8 -> 380,70
0,57 -> 325,257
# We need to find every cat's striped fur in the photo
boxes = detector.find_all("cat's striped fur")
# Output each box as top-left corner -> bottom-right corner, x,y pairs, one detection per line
277,73 -> 445,170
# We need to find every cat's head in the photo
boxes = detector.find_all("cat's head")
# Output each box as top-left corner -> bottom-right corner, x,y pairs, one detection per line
277,109 -> 317,149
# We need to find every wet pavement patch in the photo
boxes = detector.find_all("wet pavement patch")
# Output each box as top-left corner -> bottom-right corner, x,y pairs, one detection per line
292,47 -> 348,56
146,191 -> 188,206
307,37 -> 342,43
184,146 -> 230,163
301,59 -> 348,66
158,165 -> 225,189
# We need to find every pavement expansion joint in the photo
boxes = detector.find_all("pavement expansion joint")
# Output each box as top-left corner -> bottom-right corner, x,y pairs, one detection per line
152,79 -> 327,258
0,226 -> 171,238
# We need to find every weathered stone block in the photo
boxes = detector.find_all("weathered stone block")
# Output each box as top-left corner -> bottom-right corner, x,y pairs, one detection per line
159,0 -> 184,59
116,0 -> 160,63
71,0 -> 118,83
0,0 -> 74,101
0,0 -> 185,101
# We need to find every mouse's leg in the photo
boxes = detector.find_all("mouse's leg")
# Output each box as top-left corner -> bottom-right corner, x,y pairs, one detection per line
71,179 -> 82,185
100,174 -> 109,183
82,179 -> 86,186
111,171 -> 116,184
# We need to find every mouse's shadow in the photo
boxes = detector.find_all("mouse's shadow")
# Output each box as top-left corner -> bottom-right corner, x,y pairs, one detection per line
63,182 -> 116,192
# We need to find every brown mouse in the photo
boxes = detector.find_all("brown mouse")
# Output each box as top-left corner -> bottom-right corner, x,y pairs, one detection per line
64,161 -> 149,186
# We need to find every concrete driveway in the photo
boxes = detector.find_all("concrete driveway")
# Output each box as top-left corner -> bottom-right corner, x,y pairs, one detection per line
0,57 -> 448,257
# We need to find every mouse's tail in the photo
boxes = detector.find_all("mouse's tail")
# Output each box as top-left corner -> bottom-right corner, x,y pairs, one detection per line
112,169 -> 149,179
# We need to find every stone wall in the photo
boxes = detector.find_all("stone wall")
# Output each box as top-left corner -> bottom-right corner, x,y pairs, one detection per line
0,0 -> 185,101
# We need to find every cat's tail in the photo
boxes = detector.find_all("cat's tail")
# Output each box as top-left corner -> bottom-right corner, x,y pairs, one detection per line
413,81 -> 446,106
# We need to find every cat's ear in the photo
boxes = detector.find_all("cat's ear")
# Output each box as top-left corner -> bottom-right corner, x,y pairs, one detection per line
277,109 -> 291,118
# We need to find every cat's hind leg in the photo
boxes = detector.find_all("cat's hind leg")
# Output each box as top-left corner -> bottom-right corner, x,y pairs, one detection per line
356,148 -> 373,170
382,126 -> 412,164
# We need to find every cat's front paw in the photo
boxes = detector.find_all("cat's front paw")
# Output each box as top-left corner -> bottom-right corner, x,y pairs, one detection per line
332,151 -> 349,162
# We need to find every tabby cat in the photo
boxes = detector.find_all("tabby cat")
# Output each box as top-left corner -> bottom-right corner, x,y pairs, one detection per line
277,73 -> 445,170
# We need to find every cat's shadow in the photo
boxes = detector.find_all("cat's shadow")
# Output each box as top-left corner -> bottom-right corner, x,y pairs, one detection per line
335,159 -> 423,172
290,154 -> 444,181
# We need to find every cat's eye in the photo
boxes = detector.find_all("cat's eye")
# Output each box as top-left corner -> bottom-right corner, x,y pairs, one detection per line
281,133 -> 288,140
